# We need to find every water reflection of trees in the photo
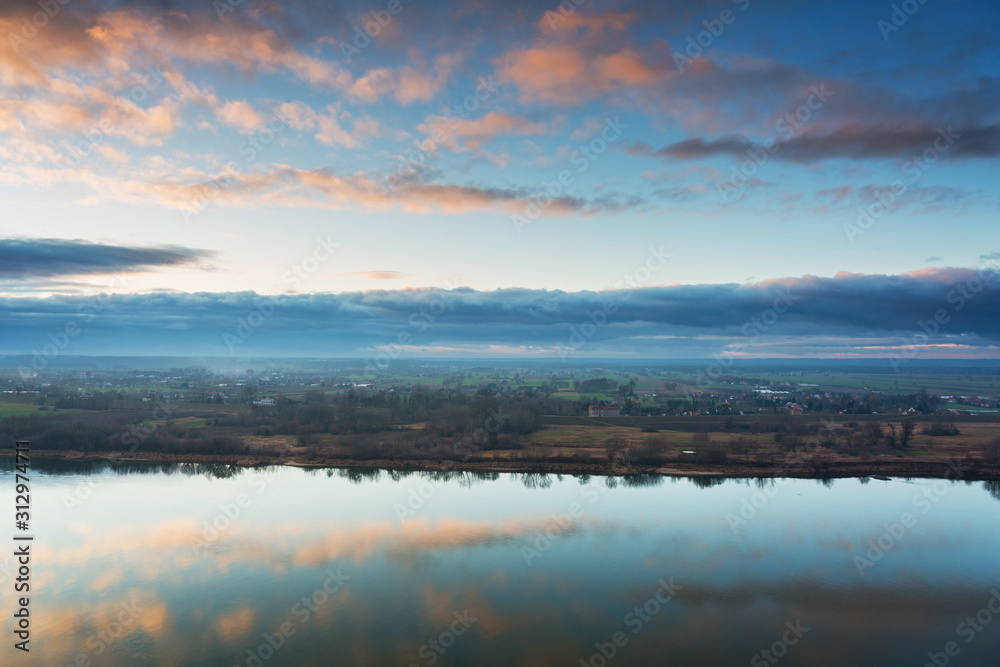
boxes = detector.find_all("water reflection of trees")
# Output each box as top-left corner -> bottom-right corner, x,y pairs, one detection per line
18,460 -> 988,498
178,463 -> 242,479
338,468 -> 383,484
620,474 -> 664,488
687,476 -> 729,489
519,473 -> 553,489
2,458 -> 280,479
327,468 -> 503,487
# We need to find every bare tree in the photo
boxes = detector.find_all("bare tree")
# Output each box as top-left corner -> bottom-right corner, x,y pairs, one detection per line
241,384 -> 260,405
885,422 -> 897,449
862,421 -> 882,448
242,384 -> 261,416
604,436 -> 629,466
900,419 -> 915,448
983,437 -> 1000,463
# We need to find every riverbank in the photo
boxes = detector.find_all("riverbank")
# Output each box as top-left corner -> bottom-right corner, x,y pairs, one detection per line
6,448 -> 1000,480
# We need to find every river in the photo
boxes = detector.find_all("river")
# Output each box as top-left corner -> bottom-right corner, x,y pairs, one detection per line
2,460 -> 999,666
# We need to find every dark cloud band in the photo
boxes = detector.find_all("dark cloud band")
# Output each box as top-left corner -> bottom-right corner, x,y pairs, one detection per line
0,238 -> 214,279
0,267 -> 997,357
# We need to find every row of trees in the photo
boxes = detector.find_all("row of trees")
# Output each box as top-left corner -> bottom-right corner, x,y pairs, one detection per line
232,387 -> 545,447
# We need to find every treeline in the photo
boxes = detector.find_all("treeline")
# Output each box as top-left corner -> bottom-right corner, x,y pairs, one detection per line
0,412 -> 247,455
227,388 -> 544,447
750,390 -> 945,415
576,378 -> 616,393
54,392 -> 116,410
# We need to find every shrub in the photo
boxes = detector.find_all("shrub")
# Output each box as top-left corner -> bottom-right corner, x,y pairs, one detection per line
604,436 -> 629,464
780,434 -> 802,452
728,437 -> 750,455
632,438 -> 668,465
921,422 -> 961,436
296,426 -> 317,446
693,444 -> 728,465
983,438 -> 1000,463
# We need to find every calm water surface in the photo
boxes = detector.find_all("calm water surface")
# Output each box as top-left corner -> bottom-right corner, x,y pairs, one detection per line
2,460 -> 999,666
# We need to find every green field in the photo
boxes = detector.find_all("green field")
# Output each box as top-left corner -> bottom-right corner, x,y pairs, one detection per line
668,370 -> 998,396
0,400 -> 62,417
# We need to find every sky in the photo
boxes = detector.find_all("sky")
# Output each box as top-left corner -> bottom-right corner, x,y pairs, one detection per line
0,0 -> 998,360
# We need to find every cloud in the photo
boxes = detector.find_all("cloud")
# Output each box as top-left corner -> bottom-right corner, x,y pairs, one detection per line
0,2 -> 352,91
1,266 -> 998,358
348,53 -> 460,104
274,101 -> 379,149
0,238 -> 214,280
498,41 -> 671,105
52,164 -> 635,218
634,124 -> 1000,163
419,112 -> 547,151
496,7 -> 738,106
215,100 -> 265,133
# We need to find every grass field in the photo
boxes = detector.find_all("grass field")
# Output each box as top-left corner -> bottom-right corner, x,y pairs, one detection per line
526,418 -> 1000,462
668,371 -> 999,396
0,400 -> 50,417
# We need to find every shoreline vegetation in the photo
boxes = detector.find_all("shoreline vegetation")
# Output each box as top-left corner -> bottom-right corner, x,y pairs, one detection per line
4,364 -> 1000,482
6,448 -> 1000,481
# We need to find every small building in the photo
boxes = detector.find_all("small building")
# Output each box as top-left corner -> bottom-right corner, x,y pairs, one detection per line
589,405 -> 621,417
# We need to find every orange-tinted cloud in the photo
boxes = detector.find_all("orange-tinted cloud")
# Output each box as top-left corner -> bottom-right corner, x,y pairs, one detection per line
215,100 -> 265,133
274,101 -> 379,149
497,11 -> 670,104
349,53 -> 460,104
419,112 -> 546,151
